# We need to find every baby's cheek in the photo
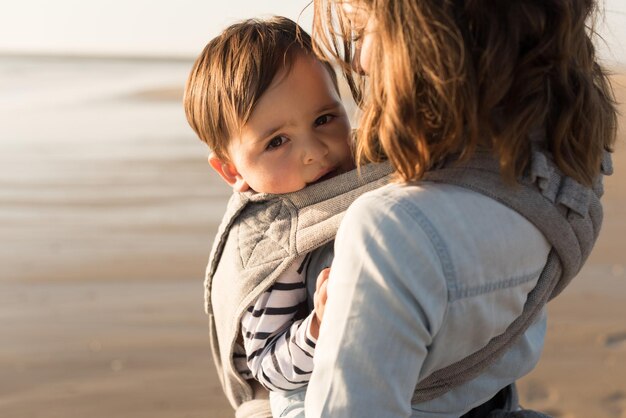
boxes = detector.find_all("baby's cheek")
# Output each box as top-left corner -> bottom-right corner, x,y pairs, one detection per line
269,168 -> 307,194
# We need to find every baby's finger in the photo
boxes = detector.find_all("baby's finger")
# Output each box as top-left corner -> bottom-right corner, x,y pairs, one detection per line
318,279 -> 328,304
314,279 -> 329,322
316,268 -> 331,292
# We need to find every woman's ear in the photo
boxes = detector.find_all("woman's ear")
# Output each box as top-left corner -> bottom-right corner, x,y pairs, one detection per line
208,153 -> 250,192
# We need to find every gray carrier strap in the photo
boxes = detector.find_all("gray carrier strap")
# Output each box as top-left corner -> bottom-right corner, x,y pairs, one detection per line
412,148 -> 612,404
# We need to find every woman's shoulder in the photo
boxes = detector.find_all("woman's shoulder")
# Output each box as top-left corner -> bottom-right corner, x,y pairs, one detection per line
345,179 -> 551,288
342,181 -> 488,251
351,180 -> 490,217
352,180 -> 543,236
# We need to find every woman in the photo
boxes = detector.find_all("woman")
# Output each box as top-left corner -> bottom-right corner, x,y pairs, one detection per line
305,0 -> 616,417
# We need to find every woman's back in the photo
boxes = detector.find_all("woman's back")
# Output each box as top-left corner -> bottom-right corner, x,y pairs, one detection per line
307,180 -> 551,417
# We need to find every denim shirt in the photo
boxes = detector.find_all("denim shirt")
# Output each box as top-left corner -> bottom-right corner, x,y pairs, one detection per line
305,181 -> 551,418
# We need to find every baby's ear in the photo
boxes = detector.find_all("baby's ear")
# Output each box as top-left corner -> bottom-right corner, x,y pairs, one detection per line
208,153 -> 250,192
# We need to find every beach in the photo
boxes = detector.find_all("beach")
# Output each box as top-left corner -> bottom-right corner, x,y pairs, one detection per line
0,56 -> 624,418
0,56 -> 233,417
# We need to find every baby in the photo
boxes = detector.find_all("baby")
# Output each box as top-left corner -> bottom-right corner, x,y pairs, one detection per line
184,16 -> 354,417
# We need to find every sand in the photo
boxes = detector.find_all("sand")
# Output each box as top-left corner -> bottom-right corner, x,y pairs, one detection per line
0,56 -> 234,417
0,57 -> 624,418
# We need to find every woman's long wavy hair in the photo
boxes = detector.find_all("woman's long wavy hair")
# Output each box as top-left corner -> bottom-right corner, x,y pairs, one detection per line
312,0 -> 617,185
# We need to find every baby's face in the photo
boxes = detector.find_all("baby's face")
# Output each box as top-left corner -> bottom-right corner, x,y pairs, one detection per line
224,53 -> 354,194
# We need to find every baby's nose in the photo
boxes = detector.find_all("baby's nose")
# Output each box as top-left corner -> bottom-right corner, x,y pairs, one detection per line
303,138 -> 329,164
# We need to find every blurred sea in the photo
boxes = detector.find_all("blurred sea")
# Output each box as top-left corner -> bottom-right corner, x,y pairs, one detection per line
0,56 -> 231,282
0,55 -> 238,417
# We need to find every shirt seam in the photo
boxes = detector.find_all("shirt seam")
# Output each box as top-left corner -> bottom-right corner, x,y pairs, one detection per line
448,268 -> 543,301
380,193 -> 458,292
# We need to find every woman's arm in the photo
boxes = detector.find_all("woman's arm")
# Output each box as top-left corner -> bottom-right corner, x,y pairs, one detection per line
305,191 -> 448,417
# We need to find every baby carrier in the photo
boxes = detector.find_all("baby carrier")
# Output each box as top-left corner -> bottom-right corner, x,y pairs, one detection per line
205,143 -> 612,417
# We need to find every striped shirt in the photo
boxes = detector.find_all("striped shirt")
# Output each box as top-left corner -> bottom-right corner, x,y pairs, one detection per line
237,254 -> 317,392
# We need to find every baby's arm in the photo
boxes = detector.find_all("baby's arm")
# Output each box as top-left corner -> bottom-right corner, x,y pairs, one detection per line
241,255 -> 319,392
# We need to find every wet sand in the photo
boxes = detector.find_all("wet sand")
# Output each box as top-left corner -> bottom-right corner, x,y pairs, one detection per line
0,57 -> 624,417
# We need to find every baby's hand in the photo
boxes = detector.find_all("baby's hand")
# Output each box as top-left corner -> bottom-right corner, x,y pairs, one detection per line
314,268 -> 330,325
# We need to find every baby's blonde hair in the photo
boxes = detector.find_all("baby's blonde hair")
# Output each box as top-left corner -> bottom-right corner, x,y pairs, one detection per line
184,16 -> 338,161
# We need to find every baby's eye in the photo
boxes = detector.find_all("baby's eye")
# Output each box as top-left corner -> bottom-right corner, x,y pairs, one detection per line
315,114 -> 334,126
266,135 -> 287,150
